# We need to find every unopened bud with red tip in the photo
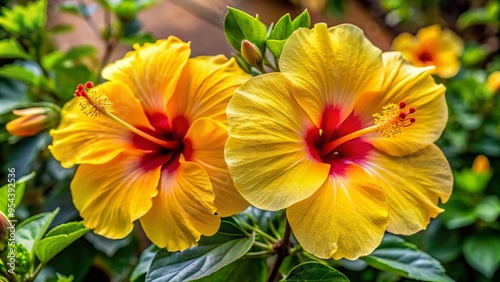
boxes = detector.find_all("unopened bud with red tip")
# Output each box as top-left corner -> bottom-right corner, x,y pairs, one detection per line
6,105 -> 60,137
241,40 -> 263,68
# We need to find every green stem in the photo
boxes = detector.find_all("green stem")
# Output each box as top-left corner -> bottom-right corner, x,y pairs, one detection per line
26,263 -> 43,282
253,240 -> 273,250
244,250 -> 274,259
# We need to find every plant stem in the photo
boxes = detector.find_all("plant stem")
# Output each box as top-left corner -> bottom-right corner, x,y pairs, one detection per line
266,220 -> 291,282
26,263 -> 43,282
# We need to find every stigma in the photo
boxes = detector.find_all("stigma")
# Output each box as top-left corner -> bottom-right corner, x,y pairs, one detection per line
373,102 -> 416,138
74,82 -> 113,118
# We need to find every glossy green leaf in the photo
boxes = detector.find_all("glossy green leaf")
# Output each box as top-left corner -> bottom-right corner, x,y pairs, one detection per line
16,208 -> 59,254
48,24 -> 73,34
224,7 -> 267,53
362,235 -> 452,282
292,9 -> 311,30
463,234 -> 500,278
267,39 -> 286,58
34,221 -> 90,263
270,14 -> 293,40
0,38 -> 31,59
284,262 -> 349,281
146,232 -> 255,281
130,245 -> 159,282
0,172 -> 35,217
194,258 -> 267,282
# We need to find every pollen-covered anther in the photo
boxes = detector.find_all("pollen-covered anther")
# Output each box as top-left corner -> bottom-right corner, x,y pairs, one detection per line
373,102 -> 416,138
79,90 -> 113,118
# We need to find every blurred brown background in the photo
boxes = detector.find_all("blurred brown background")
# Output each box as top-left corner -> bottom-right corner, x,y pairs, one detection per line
47,0 -> 394,62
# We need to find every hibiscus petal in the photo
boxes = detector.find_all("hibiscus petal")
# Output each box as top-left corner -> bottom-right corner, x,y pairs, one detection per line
139,161 -> 219,251
101,37 -> 190,114
280,23 -> 383,126
363,144 -> 453,235
49,82 -> 151,168
71,151 -> 160,239
226,73 -> 330,210
356,52 -> 447,156
287,165 -> 387,260
185,118 -> 249,217
167,55 -> 250,125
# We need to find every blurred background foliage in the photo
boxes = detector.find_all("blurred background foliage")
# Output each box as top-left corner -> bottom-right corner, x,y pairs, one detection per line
0,0 -> 499,281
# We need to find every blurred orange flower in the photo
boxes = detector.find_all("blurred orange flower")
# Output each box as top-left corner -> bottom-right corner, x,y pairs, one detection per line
487,71 -> 500,93
392,25 -> 464,79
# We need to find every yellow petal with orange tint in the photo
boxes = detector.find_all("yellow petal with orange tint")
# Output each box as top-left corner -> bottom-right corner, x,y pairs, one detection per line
167,55 -> 250,125
226,73 -> 330,210
355,52 -> 447,156
363,145 -> 453,235
71,151 -> 160,239
140,161 -> 219,251
185,118 -> 249,217
287,165 -> 387,260
49,82 -> 151,168
280,23 -> 383,126
101,37 -> 190,115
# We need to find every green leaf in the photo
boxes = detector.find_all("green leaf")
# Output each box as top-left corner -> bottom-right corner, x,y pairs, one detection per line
16,208 -> 59,254
34,221 -> 90,263
55,273 -> 74,282
224,7 -> 267,53
362,235 -> 452,282
0,172 -> 35,216
0,0 -> 47,36
130,245 -> 159,281
463,234 -> 500,278
194,258 -> 267,282
0,38 -> 31,59
475,196 -> 500,223
146,232 -> 255,281
0,64 -> 42,86
0,79 -> 29,115
292,9 -> 311,30
284,262 -> 349,281
441,197 -> 477,229
270,14 -> 293,40
267,39 -> 286,58
457,1 -> 499,29
63,45 -> 97,61
48,24 -> 73,34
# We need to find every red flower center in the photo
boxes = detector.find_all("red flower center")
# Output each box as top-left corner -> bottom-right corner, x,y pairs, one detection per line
418,51 -> 433,64
306,106 -> 372,176
132,113 -> 191,172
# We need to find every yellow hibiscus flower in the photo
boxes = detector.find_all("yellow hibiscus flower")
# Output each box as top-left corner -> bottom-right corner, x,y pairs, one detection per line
392,24 -> 464,78
487,71 -> 500,93
225,23 -> 453,260
49,37 -> 250,251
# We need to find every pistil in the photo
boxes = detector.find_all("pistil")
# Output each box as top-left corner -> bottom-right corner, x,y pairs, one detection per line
74,82 -> 180,150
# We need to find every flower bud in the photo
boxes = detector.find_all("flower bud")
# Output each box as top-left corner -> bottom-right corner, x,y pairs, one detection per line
0,211 -> 10,251
6,105 -> 59,137
241,40 -> 263,68
487,71 -> 500,94
472,154 -> 490,174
